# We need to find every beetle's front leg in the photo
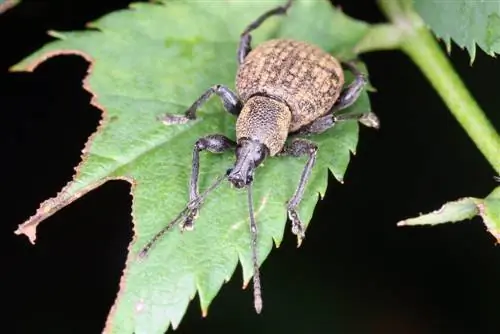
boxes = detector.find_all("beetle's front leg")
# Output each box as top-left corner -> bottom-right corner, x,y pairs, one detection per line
159,85 -> 242,125
277,138 -> 318,246
182,134 -> 236,230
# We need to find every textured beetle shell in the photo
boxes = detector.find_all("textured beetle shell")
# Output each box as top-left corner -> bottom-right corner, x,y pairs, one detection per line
236,96 -> 291,156
236,39 -> 345,132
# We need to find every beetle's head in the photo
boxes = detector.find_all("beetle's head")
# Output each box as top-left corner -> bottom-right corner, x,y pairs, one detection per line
227,138 -> 269,189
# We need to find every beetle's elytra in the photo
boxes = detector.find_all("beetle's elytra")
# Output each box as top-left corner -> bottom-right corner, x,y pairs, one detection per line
237,39 -> 345,134
139,0 -> 379,313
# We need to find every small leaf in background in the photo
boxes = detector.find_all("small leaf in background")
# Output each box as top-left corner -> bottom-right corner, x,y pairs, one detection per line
0,0 -> 20,14
398,187 -> 500,243
415,1 -> 500,62
12,0 -> 374,333
397,198 -> 479,226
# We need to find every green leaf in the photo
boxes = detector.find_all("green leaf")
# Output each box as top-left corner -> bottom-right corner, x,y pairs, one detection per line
414,0 -> 500,62
398,186 -> 500,242
12,1 -> 372,332
480,186 -> 500,241
0,0 -> 20,14
397,198 -> 479,226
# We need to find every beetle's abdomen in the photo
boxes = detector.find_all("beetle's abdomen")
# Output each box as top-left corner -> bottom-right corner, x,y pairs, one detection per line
236,39 -> 344,132
236,96 -> 291,156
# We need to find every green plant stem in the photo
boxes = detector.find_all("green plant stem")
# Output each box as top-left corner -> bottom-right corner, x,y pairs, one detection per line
378,0 -> 500,174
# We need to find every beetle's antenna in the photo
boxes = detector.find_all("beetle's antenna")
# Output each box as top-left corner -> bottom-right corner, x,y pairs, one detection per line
138,174 -> 227,259
247,182 -> 262,313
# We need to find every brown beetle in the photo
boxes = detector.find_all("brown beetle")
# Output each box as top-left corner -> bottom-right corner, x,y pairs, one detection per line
139,0 -> 379,313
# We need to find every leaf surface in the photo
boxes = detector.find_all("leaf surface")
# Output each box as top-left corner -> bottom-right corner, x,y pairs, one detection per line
12,1 -> 372,332
415,1 -> 500,61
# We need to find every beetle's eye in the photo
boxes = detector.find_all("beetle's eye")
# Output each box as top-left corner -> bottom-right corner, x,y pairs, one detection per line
253,144 -> 269,168
246,174 -> 254,184
235,144 -> 243,157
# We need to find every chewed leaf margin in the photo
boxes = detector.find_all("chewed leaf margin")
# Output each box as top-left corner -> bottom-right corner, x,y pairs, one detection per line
12,48 -> 121,243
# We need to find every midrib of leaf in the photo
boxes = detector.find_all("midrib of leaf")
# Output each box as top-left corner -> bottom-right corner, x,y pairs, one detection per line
91,115 -> 236,180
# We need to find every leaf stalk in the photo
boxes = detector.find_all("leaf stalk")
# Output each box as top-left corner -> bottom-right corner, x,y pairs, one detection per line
375,0 -> 500,173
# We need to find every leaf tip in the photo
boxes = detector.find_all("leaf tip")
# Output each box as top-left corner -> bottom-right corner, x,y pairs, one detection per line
85,21 -> 97,29
14,224 -> 37,244
296,236 -> 303,248
445,38 -> 452,55
467,43 -> 476,65
396,220 -> 409,227
47,30 -> 66,40
201,308 -> 208,318
272,235 -> 282,248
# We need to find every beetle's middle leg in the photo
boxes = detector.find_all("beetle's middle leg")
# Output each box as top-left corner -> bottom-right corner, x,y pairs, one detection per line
277,138 -> 318,246
238,0 -> 293,65
292,111 -> 380,136
159,85 -> 242,125
182,134 -> 236,230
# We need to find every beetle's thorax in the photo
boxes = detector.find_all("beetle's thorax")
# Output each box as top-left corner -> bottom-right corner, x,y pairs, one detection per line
236,95 -> 291,156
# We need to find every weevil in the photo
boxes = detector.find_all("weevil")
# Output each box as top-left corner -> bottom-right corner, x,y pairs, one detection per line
139,0 -> 379,313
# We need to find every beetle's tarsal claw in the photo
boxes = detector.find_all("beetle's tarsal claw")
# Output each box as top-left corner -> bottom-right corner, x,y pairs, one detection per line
359,112 -> 380,129
180,209 -> 198,231
296,235 -> 303,248
254,297 -> 263,314
157,113 -> 193,125
288,209 -> 306,247
180,220 -> 194,232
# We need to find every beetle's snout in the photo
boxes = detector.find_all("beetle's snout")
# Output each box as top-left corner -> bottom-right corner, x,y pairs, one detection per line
227,138 -> 267,189
227,169 -> 253,189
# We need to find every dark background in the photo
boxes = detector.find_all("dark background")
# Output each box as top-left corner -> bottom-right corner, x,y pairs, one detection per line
2,1 -> 500,333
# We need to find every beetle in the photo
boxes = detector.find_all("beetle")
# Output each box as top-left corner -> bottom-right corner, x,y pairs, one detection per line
139,0 -> 379,313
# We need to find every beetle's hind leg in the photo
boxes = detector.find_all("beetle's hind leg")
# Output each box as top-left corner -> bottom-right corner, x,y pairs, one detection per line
291,61 -> 379,136
159,85 -> 242,125
292,110 -> 380,137
332,61 -> 380,128
330,61 -> 368,113
238,0 -> 293,65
